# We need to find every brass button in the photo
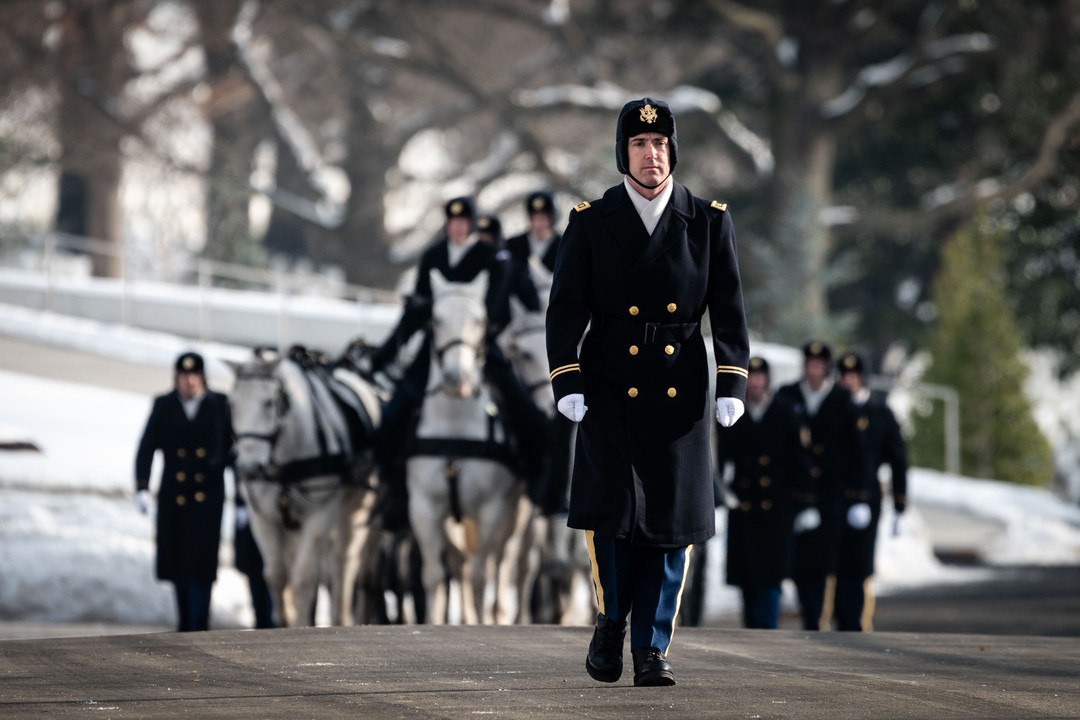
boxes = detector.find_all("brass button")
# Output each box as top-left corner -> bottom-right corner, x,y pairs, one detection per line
627,387 -> 639,398
629,345 -> 639,356
739,501 -> 751,512
667,387 -> 677,398
664,344 -> 675,356
195,491 -> 206,503
667,303 -> 677,313
813,444 -> 824,455
176,495 -> 187,506
176,472 -> 186,482
759,455 -> 770,466
629,306 -> 639,316
811,467 -> 822,478
760,476 -> 771,487
196,448 -> 207,458
761,499 -> 773,511
177,448 -> 187,458
195,473 -> 205,483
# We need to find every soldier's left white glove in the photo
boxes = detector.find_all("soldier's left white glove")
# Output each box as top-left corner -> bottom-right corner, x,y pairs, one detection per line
135,489 -> 151,515
557,393 -> 588,423
716,397 -> 745,427
847,502 -> 872,530
235,505 -> 250,530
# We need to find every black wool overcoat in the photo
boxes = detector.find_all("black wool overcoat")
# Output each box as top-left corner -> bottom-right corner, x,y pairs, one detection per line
718,393 -> 807,588
546,181 -> 749,548
135,390 -> 233,583
776,381 -> 864,580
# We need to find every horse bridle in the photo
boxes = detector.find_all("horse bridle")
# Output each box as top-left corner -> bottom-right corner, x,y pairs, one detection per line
507,321 -> 551,397
429,289 -> 488,397
233,370 -> 290,467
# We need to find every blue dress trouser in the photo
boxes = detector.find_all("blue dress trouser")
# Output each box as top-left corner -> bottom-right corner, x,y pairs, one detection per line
740,585 -> 782,629
174,579 -> 213,632
585,530 -> 691,654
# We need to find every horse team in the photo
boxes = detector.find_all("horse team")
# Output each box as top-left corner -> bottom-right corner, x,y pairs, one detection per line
228,261 -> 590,627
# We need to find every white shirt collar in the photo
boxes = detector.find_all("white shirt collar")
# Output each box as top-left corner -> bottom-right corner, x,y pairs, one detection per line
624,176 -> 674,236
447,235 -> 478,267
799,378 -> 833,417
180,391 -> 205,420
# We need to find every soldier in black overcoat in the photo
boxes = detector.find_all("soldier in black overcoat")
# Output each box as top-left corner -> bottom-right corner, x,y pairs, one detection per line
505,190 -> 561,272
364,197 -> 542,529
834,351 -> 909,631
717,356 -> 807,629
546,98 -> 749,686
775,341 -> 865,631
135,352 -> 234,632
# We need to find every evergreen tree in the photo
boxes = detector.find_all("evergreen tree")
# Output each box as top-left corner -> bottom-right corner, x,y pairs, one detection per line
911,216 -> 1054,486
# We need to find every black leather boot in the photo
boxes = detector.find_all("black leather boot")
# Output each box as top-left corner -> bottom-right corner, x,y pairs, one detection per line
585,613 -> 626,682
632,646 -> 676,686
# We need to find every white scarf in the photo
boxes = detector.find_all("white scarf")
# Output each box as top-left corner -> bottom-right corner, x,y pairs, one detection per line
181,392 -> 205,421
624,176 -> 674,236
447,235 -> 478,267
799,378 -> 833,417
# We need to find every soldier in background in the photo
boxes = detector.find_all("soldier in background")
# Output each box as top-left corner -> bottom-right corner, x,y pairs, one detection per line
776,341 -> 864,631
717,356 -> 806,629
135,351 -> 233,632
834,351 -> 909,631
233,491 -> 274,629
363,197 -> 541,529
477,214 -> 504,247
505,190 -> 561,272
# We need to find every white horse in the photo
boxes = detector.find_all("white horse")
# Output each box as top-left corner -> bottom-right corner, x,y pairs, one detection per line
407,269 -> 522,625
227,348 -> 381,627
503,257 -> 595,625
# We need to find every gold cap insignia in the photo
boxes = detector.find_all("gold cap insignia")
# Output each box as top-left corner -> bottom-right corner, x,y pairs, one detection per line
182,357 -> 195,370
478,217 -> 491,229
749,358 -> 764,370
810,342 -> 823,354
843,356 -> 858,369
449,200 -> 464,216
531,197 -> 545,211
639,104 -> 658,124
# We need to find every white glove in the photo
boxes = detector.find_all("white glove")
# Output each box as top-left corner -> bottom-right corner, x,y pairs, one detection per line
847,502 -> 872,530
891,512 -> 905,537
135,489 -> 151,515
236,505 -> 250,530
716,397 -> 745,427
793,507 -> 821,534
557,393 -> 587,423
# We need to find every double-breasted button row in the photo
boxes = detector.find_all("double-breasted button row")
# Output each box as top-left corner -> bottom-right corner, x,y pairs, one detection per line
738,500 -> 773,511
175,492 -> 208,506
627,344 -> 676,356
627,303 -> 679,316
627,387 -> 678,398
176,447 -> 207,458
176,472 -> 206,483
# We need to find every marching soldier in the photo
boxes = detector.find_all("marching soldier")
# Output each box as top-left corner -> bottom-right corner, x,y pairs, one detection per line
834,351 -> 909,631
364,197 -> 541,529
717,356 -> 806,629
135,351 -> 234,632
776,341 -> 864,631
547,98 -> 749,686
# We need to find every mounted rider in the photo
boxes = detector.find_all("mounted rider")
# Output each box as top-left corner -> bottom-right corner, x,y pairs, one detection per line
361,196 -> 546,529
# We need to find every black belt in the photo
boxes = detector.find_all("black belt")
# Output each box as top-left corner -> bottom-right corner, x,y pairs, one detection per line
600,316 -> 700,345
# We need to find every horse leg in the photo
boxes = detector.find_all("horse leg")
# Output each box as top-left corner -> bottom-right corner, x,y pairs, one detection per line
467,461 -> 523,625
494,493 -> 537,624
245,491 -> 290,628
407,458 -> 451,625
288,513 -> 325,627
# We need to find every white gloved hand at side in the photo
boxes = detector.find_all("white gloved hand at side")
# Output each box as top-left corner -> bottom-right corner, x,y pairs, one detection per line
235,505 -> 250,530
716,397 -> 745,427
847,502 -> 872,530
793,507 -> 821,534
135,489 -> 151,515
557,393 -> 587,423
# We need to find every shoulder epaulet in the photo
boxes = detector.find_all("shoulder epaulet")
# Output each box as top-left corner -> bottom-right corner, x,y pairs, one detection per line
574,201 -> 592,213
710,200 -> 728,212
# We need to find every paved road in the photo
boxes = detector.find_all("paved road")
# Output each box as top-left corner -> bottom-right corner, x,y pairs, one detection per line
1,625 -> 1076,719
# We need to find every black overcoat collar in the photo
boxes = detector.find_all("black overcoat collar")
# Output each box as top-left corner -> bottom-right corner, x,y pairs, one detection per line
601,181 -> 696,272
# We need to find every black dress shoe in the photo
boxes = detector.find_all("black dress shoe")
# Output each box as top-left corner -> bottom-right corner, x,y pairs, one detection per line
632,646 -> 676,686
586,613 -> 626,682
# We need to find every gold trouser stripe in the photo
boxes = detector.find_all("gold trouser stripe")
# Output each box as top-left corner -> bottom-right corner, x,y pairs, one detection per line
717,365 -> 749,378
819,574 -> 837,631
862,577 -> 876,632
666,544 -> 693,653
550,364 -> 580,380
584,530 -> 605,617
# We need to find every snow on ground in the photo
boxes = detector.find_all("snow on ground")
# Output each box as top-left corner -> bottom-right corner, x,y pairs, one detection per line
2,304 -> 1080,629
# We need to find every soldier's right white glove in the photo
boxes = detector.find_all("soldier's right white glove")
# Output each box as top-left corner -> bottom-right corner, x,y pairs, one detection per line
793,507 -> 821,534
847,502 -> 872,530
235,505 -> 250,530
135,489 -> 151,515
557,393 -> 588,422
